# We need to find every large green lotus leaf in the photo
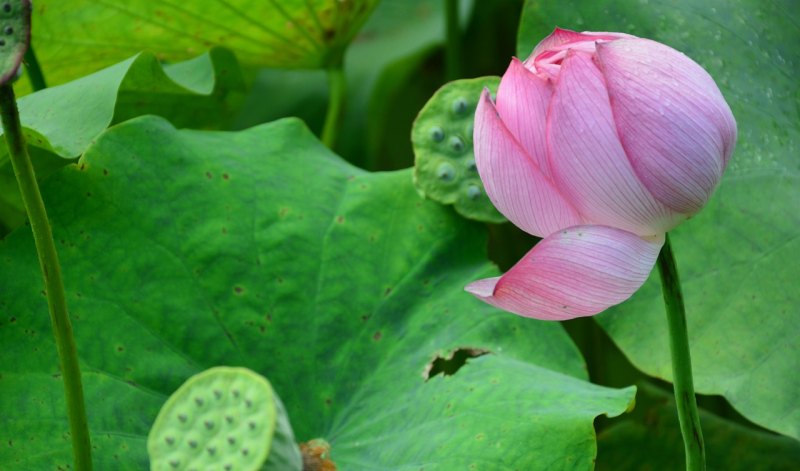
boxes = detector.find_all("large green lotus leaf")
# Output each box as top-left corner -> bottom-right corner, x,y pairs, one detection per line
0,116 -> 634,469
518,0 -> 800,439
19,0 -> 378,95
233,0 -> 475,169
0,47 -> 245,161
597,384 -> 800,470
0,48 -> 244,235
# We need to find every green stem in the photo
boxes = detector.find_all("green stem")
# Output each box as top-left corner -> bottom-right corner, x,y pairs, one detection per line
657,233 -> 705,471
24,45 -> 47,91
0,84 -> 92,470
444,0 -> 461,80
321,63 -> 345,150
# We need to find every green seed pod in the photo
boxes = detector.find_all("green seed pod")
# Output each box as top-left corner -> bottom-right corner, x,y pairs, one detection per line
412,77 -> 506,223
147,367 -> 302,471
0,0 -> 30,85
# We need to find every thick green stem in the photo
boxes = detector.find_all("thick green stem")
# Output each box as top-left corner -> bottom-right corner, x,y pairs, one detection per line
24,45 -> 47,91
321,63 -> 345,150
0,84 -> 92,470
444,0 -> 461,80
657,233 -> 705,471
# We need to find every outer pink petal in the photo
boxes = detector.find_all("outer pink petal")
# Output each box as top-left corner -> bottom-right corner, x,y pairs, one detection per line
596,39 -> 737,214
496,58 -> 554,177
547,51 -> 684,236
474,89 -> 583,238
530,27 -> 632,60
465,225 -> 664,320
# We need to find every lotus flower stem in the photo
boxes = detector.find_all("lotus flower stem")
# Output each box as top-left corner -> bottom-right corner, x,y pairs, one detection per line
321,62 -> 346,150
0,84 -> 92,470
23,44 -> 47,91
657,233 -> 705,471
444,0 -> 461,80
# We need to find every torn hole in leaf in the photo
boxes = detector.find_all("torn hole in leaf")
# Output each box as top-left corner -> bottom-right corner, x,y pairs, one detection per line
424,347 -> 491,381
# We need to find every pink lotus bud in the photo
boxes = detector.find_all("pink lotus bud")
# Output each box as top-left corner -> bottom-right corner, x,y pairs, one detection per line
465,28 -> 736,320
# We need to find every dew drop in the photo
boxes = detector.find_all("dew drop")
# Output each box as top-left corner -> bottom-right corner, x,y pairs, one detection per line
430,126 -> 445,142
449,136 -> 465,153
3,25 -> 11,35
204,420 -> 214,430
0,39 -> 5,47
464,158 -> 477,172
436,162 -> 456,182
188,440 -> 198,449
452,97 -> 469,114
177,414 -> 188,423
1,4 -> 10,14
194,397 -> 204,407
207,446 -> 217,456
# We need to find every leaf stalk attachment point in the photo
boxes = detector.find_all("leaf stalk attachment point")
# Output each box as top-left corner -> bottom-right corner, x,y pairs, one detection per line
321,59 -> 346,150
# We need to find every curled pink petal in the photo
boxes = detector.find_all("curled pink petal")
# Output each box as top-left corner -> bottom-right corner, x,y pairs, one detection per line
595,39 -> 737,213
530,27 -> 632,61
496,58 -> 554,177
547,51 -> 684,236
465,226 -> 664,320
526,28 -> 634,78
474,89 -> 583,238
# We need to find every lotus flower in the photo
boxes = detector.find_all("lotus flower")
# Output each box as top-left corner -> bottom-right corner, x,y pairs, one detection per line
465,28 -> 736,320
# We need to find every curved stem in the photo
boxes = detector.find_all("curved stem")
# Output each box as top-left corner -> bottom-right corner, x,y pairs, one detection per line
321,63 -> 346,150
24,45 -> 47,91
0,84 -> 92,470
657,233 -> 705,471
444,0 -> 461,80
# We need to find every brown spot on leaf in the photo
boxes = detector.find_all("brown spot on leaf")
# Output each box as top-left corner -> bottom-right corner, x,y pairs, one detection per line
301,439 -> 336,471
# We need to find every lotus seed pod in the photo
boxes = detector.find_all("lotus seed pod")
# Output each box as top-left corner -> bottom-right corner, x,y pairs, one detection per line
412,76 -> 506,223
147,367 -> 302,471
0,0 -> 30,86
